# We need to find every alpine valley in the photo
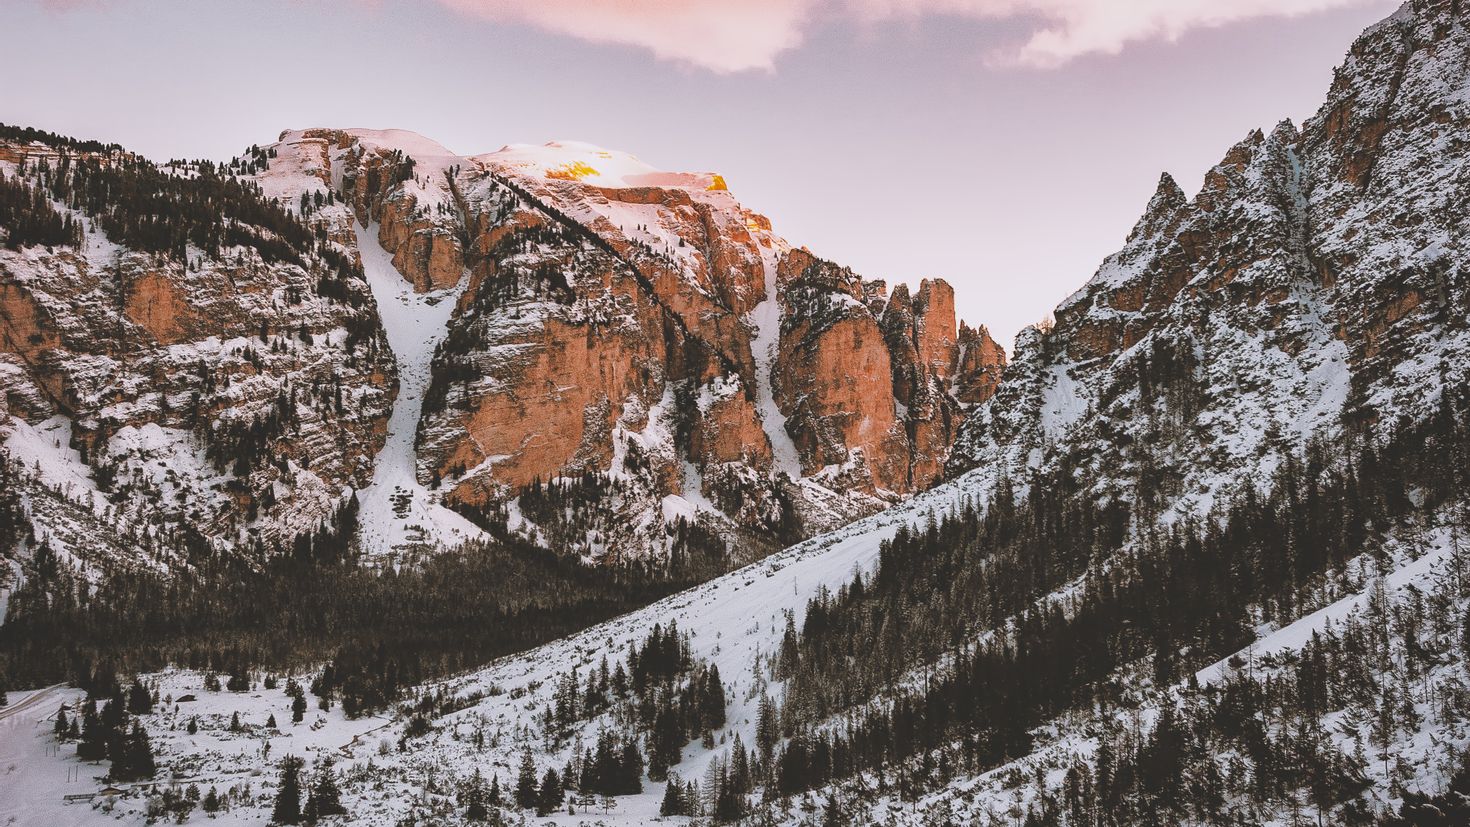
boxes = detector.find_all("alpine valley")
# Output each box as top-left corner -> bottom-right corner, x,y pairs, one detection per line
1,1 -> 1469,825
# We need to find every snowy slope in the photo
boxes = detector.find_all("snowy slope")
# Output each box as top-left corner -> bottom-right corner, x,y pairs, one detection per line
303,462 -> 1001,824
749,238 -> 804,480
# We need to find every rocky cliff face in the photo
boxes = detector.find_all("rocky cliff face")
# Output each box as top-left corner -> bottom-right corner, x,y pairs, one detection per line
950,0 -> 1469,521
0,126 -> 1002,573
0,136 -> 396,578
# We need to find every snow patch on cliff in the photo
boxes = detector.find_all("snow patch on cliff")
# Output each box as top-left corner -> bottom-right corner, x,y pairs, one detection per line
749,242 -> 804,480
354,223 -> 487,558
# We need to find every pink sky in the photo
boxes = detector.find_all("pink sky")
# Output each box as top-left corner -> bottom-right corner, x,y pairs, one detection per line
9,0 -> 1399,347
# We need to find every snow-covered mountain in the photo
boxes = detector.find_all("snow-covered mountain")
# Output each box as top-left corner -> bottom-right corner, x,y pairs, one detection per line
3,0 -> 1469,825
65,0 -> 1455,823
949,0 -> 1469,518
0,124 -> 1003,575
309,1 -> 1468,821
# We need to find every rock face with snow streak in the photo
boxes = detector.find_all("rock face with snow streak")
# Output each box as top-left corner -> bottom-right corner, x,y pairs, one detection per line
0,138 -> 397,573
950,0 -> 1470,521
0,126 -> 1002,570
393,139 -> 1005,561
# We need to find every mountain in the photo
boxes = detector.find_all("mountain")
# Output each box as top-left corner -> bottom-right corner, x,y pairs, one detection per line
948,0 -> 1468,516
0,125 -> 1003,576
2,1 -> 1468,825
91,1 -> 1455,824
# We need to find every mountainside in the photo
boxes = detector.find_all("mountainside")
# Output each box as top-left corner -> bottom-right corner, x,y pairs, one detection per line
950,0 -> 1468,513
3,1 -> 1469,826
68,1 -> 1457,824
361,2 -> 1468,822
0,124 -> 1002,576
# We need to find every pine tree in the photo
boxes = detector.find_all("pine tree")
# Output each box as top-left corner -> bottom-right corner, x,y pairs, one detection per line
127,724 -> 156,779
756,693 -> 779,765
659,773 -> 686,816
619,738 -> 644,794
536,767 -> 563,816
515,750 -> 538,810
464,770 -> 489,822
77,704 -> 107,761
127,681 -> 153,715
701,664 -> 726,730
109,722 -> 155,782
822,791 -> 845,827
272,755 -> 304,825
305,762 -> 347,819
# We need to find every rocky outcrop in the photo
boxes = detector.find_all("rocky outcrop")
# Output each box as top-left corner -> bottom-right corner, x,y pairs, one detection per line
950,0 -> 1470,524
775,252 -> 910,493
953,322 -> 1007,407
0,136 -> 396,571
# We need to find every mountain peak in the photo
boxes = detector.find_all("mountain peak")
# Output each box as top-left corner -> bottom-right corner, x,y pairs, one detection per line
276,127 -> 461,160
479,139 -> 727,190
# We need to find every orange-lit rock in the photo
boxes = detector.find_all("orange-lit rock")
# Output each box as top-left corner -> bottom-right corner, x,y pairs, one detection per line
125,271 -> 196,345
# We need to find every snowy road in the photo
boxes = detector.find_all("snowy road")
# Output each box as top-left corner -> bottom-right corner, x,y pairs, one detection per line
0,684 -> 65,724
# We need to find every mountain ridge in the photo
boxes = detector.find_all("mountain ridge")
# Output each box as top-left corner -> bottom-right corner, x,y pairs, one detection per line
2,0 -> 1469,823
0,120 -> 1005,576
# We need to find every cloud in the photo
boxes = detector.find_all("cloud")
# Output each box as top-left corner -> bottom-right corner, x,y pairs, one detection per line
434,0 -> 815,72
860,0 -> 1378,67
431,0 -> 1374,71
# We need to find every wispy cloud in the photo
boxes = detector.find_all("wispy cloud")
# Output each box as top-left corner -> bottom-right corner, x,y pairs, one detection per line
433,0 -> 1375,71
435,0 -> 813,72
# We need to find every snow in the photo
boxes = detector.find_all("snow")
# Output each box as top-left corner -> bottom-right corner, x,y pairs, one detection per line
302,462 -> 1000,824
748,241 -> 804,480
608,387 -> 677,484
679,460 -> 719,515
0,672 -> 390,827
480,140 -> 721,191
1195,524 -> 1458,685
340,128 -> 458,161
1,416 -> 102,511
0,684 -> 105,827
353,222 -> 487,558
1038,362 -> 1088,441
105,422 -> 225,508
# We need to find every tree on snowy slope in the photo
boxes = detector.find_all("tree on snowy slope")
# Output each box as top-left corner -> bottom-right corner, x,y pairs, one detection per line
271,755 -> 304,825
107,722 -> 156,782
303,761 -> 347,821
514,749 -> 538,810
535,767 -> 564,815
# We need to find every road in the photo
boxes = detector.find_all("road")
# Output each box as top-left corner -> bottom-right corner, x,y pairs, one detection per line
0,684 -> 66,725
